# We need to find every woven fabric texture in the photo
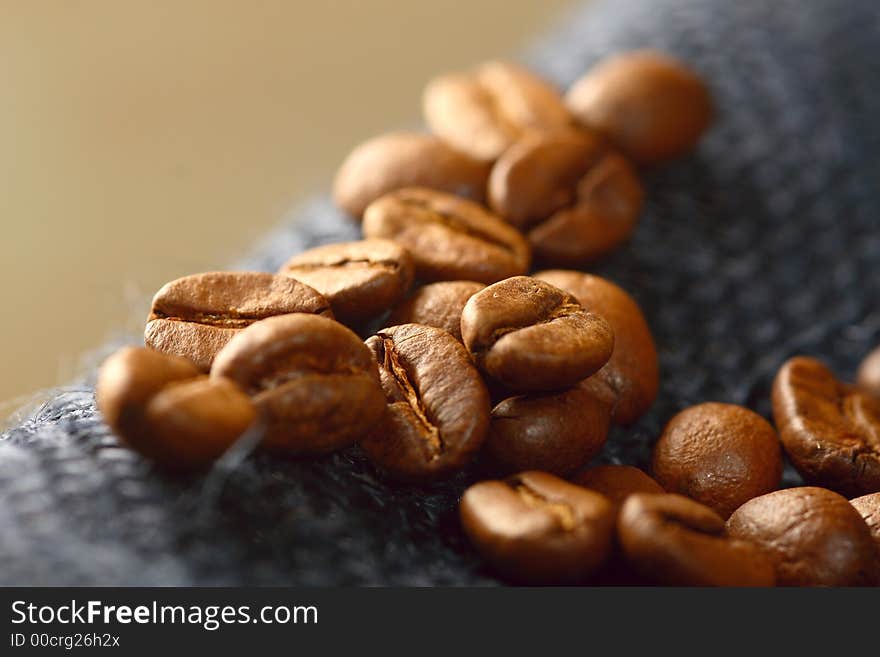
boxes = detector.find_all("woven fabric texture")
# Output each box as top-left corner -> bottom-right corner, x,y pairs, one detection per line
2,0 -> 879,585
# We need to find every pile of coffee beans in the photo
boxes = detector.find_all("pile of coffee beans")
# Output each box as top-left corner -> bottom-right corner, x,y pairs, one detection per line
95,51 -> 879,585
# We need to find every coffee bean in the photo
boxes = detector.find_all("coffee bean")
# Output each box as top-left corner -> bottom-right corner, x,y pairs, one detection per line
727,487 -> 877,586
461,276 -> 613,392
362,187 -> 531,284
145,271 -> 332,371
387,280 -> 484,341
486,379 -> 611,476
536,270 -> 658,424
566,50 -> 712,165
460,471 -> 614,583
489,131 -> 643,265
333,132 -> 489,218
618,493 -> 776,586
573,465 -> 664,509
96,347 -> 256,469
850,492 -> 880,563
651,402 -> 782,519
423,60 -> 572,162
772,356 -> 880,496
857,345 -> 880,397
279,239 -> 414,325
360,323 -> 489,481
211,313 -> 385,455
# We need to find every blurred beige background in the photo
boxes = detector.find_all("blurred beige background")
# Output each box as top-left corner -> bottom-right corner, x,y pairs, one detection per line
0,0 -> 574,415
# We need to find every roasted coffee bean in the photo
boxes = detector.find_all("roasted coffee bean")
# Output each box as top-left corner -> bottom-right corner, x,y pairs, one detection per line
536,270 -> 658,424
618,493 -> 776,587
96,347 -> 256,469
423,60 -> 572,162
850,493 -> 880,551
360,323 -> 489,481
279,239 -> 414,325
362,188 -> 531,284
857,345 -> 880,397
145,271 -> 332,371
489,131 -> 643,265
486,379 -> 611,477
574,465 -> 664,509
727,487 -> 877,586
651,403 -> 782,519
461,276 -> 614,392
333,132 -> 489,218
566,50 -> 712,165
772,356 -> 880,496
460,471 -> 614,583
211,313 -> 385,455
387,280 -> 484,341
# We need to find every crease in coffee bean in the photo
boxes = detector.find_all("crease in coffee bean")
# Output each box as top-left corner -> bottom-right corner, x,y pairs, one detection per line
484,301 -> 586,348
150,306 -> 333,329
150,310 -> 263,329
511,479 -> 576,531
475,83 -> 520,138
399,197 -> 516,255
379,335 -> 444,458
286,257 -> 402,272
250,362 -> 365,397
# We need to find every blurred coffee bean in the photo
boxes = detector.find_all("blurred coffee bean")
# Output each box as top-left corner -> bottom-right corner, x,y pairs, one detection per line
566,50 -> 712,165
489,131 -> 643,265
573,465 -> 664,509
97,347 -> 255,469
857,345 -> 880,397
423,60 -> 572,162
333,132 -> 489,218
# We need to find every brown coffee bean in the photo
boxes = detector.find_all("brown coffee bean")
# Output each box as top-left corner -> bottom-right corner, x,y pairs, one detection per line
574,465 -> 664,509
489,131 -> 643,265
772,356 -> 880,496
651,403 -> 782,519
278,239 -> 414,325
423,60 -> 572,162
333,132 -> 490,218
857,345 -> 880,397
850,493 -> 880,551
360,323 -> 489,481
461,276 -> 614,392
96,347 -> 256,469
145,271 -> 332,371
387,280 -> 484,341
460,471 -> 614,583
486,380 -> 611,477
210,313 -> 385,455
362,187 -> 531,284
618,493 -> 776,587
727,487 -> 877,586
536,270 -> 658,424
566,50 -> 712,165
